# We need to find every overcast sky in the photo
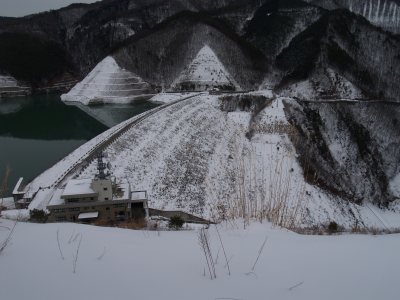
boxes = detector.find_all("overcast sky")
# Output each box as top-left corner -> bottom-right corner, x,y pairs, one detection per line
1,0 -> 98,17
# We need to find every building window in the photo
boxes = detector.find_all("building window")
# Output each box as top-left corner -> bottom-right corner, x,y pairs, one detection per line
84,207 -> 89,210
56,216 -> 66,221
113,204 -> 125,208
103,188 -> 108,191
92,207 -> 95,209
90,197 -> 94,200
105,207 -> 110,210
69,207 -> 80,211
68,198 -> 79,203
54,208 -> 65,213
105,197 -> 109,200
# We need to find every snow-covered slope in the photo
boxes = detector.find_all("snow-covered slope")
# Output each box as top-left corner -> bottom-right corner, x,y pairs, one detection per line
0,75 -> 17,87
283,99 -> 400,209
19,91 -> 400,228
61,56 -> 155,105
71,93 -> 399,228
306,0 -> 400,34
274,68 -> 363,100
171,46 -> 240,91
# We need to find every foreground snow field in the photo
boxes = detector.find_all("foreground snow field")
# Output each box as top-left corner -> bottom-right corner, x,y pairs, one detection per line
0,218 -> 399,300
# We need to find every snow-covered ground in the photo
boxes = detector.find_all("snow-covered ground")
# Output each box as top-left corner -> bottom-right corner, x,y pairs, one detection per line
0,218 -> 399,300
171,45 -> 241,91
61,56 -> 154,105
0,197 -> 15,210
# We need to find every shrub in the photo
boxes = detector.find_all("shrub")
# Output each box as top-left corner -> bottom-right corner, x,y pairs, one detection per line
117,218 -> 147,230
327,221 -> 338,233
93,218 -> 115,227
168,215 -> 185,229
29,209 -> 48,223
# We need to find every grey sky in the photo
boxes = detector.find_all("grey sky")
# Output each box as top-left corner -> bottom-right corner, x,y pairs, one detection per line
1,0 -> 98,17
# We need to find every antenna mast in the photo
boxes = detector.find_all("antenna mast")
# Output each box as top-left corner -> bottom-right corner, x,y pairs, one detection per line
96,151 -> 106,180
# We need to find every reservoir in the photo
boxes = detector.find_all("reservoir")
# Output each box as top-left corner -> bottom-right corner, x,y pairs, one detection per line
0,93 -> 160,196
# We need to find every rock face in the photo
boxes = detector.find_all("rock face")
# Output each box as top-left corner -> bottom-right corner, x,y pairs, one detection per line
171,45 -> 240,91
283,100 -> 400,208
61,56 -> 155,105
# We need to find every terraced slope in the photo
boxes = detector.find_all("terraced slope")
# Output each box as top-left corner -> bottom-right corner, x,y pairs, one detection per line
0,74 -> 30,97
61,56 -> 155,105
171,45 -> 240,91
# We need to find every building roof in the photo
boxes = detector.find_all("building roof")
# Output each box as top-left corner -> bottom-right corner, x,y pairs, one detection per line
48,189 -> 65,206
113,183 -> 130,201
78,212 -> 99,219
61,179 -> 97,199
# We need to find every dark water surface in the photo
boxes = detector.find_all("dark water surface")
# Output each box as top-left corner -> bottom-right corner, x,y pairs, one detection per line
0,94 -> 160,195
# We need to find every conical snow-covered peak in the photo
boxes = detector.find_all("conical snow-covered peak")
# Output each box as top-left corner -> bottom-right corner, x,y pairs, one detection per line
172,45 -> 240,91
61,56 -> 155,105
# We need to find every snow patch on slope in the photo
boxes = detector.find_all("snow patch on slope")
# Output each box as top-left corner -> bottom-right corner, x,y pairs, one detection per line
171,45 -> 240,91
61,56 -> 155,105
0,75 -> 18,87
390,173 -> 400,199
276,68 -> 363,100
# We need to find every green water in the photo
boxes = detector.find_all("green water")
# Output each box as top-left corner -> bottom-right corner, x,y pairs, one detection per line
0,94 -> 160,196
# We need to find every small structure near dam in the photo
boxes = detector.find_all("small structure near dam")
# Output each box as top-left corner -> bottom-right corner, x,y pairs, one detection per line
12,150 -> 148,223
46,150 -> 148,223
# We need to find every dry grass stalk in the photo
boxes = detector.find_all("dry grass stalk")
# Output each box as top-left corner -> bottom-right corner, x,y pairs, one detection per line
198,227 -> 216,280
288,281 -> 304,290
252,236 -> 268,270
72,235 -> 82,273
215,225 -> 230,275
97,247 -> 111,260
56,228 -> 64,260
0,219 -> 17,255
206,122 -> 313,232
0,164 -> 11,217
68,229 -> 75,244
